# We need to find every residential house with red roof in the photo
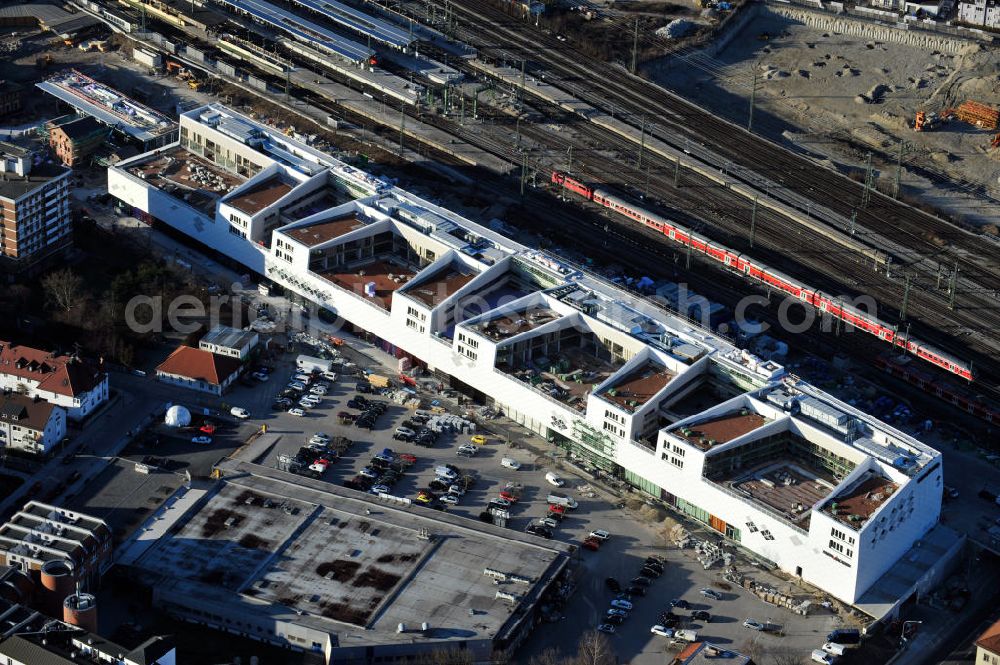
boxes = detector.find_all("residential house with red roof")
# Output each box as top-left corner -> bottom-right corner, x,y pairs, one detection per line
0,341 -> 108,421
0,395 -> 66,455
155,346 -> 242,395
977,617 -> 1000,665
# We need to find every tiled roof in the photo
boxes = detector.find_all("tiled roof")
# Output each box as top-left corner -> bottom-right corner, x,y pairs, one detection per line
0,341 -> 104,398
977,617 -> 1000,655
0,394 -> 57,431
0,635 -> 75,665
155,346 -> 242,385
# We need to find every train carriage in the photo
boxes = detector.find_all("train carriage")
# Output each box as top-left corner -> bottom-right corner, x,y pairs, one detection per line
551,170 -> 975,382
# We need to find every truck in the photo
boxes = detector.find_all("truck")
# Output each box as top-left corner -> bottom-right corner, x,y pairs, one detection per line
825,629 -> 860,645
546,493 -> 578,509
297,354 -> 333,374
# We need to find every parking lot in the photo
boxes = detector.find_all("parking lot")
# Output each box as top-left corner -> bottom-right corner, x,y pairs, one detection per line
206,333 -> 845,664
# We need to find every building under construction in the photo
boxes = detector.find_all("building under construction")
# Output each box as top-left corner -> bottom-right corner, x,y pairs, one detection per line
36,70 -> 178,151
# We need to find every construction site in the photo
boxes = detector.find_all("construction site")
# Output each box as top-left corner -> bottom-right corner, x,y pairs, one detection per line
653,8 -> 1000,229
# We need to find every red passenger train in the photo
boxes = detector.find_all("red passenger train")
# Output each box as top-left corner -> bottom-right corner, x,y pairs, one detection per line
552,171 -> 974,382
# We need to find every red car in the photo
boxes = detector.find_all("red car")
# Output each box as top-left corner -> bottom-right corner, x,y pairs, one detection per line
399,454 -> 417,464
200,423 -> 217,434
582,538 -> 601,551
499,491 -> 519,503
548,504 -> 566,514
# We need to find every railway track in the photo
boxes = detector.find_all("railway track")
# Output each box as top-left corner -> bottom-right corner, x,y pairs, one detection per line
406,0 -> 1000,372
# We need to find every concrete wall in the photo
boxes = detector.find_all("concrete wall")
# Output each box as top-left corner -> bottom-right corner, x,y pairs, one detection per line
761,2 -> 979,54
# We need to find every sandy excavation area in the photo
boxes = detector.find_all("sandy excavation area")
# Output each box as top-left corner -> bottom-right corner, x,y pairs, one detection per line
649,13 -> 1000,229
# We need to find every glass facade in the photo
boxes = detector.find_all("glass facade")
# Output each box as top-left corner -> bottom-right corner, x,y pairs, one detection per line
624,469 -> 661,498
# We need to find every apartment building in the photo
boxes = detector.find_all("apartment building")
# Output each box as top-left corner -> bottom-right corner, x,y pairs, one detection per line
0,81 -> 24,118
47,115 -> 108,167
0,395 -> 66,455
107,105 -> 953,615
0,341 -> 109,421
0,143 -> 72,269
0,501 -> 112,614
957,0 -> 1000,25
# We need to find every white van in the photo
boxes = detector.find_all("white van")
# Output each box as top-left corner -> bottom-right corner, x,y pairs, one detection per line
546,493 -> 578,509
822,643 -> 847,656
501,458 -> 521,470
230,407 -> 250,419
545,472 -> 565,487
435,466 -> 458,480
673,630 -> 698,643
811,650 -> 837,664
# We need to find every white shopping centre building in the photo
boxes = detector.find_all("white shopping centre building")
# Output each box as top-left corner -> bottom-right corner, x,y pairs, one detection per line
108,104 -> 960,618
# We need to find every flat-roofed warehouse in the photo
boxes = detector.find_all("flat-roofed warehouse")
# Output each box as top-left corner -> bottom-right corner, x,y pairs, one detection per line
125,459 -> 572,664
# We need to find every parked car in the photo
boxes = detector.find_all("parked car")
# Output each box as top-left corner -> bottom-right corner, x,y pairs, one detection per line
440,495 -> 459,505
692,610 -> 712,622
589,529 -> 610,541
700,588 -> 723,601
287,382 -> 306,391
309,386 -> 327,395
369,484 -> 390,495
252,372 -> 269,381
670,598 -> 690,609
604,614 -> 624,626
606,608 -> 628,618
605,578 -> 621,592
626,585 -> 646,597
545,472 -> 566,487
610,599 -> 633,611
582,538 -> 601,551
501,457 -> 521,469
230,407 -> 250,419
191,436 -> 212,445
539,517 -> 559,529
492,497 -> 512,508
650,625 -> 675,637
641,565 -> 662,578
525,524 -> 552,539
631,577 -> 652,588
596,624 -> 615,635
743,619 -> 766,631
470,434 -> 488,445
287,408 -> 305,416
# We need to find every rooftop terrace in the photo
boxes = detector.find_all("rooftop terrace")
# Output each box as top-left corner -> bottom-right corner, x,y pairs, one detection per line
498,341 -> 624,413
598,359 -> 674,413
285,214 -> 367,247
470,306 -> 562,341
403,263 -> 478,308
676,410 -> 772,451
126,146 -> 245,214
727,461 -> 837,528
823,472 -> 899,529
226,174 -> 295,215
319,259 -> 416,310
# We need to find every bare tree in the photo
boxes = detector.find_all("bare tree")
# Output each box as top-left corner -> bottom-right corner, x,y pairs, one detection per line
574,630 -> 616,665
416,648 -> 474,665
528,647 -> 568,665
764,646 -> 805,665
42,268 -> 83,312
